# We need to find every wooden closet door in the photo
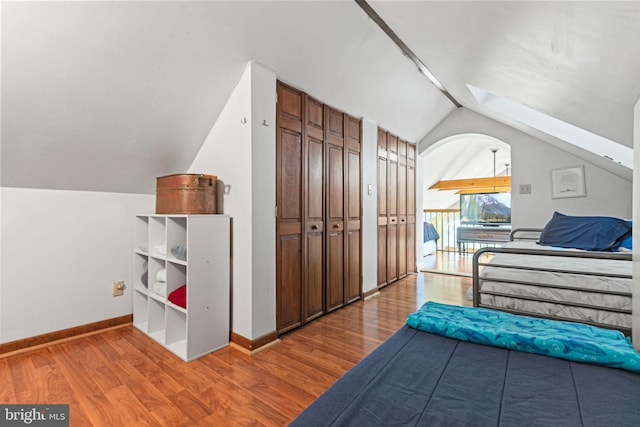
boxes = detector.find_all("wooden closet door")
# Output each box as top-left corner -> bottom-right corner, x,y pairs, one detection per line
386,133 -> 398,284
407,144 -> 416,273
397,140 -> 408,278
276,82 -> 304,333
325,106 -> 345,312
304,95 -> 325,322
377,128 -> 388,288
345,114 -> 362,303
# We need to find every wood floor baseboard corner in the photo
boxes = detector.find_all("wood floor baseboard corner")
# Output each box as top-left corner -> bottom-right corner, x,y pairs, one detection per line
230,330 -> 279,355
363,288 -> 380,300
0,314 -> 133,358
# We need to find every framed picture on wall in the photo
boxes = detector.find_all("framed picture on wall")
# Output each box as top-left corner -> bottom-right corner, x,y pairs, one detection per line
551,166 -> 586,199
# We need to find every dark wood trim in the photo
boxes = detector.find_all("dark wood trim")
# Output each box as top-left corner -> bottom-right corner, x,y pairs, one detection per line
0,314 -> 132,355
230,330 -> 279,353
363,287 -> 380,299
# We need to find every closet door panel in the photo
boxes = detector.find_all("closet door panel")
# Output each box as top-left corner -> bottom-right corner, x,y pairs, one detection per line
398,139 -> 407,164
387,157 -> 398,283
326,231 -> 344,311
345,114 -> 362,302
325,107 -> 345,148
277,236 -> 302,332
307,138 -> 324,220
304,96 -> 325,321
325,106 -> 344,311
397,159 -> 407,278
303,138 -> 324,321
347,152 -> 360,220
276,82 -> 304,333
277,82 -> 363,332
407,166 -> 415,219
378,224 -> 387,287
327,145 -> 344,222
378,158 -> 387,216
306,232 -> 324,320
387,223 -> 398,283
347,229 -> 361,302
388,134 -> 398,157
398,222 -> 407,277
398,163 -> 407,217
276,134 -> 303,331
276,129 -> 302,332
407,155 -> 416,274
388,160 -> 398,217
377,129 -> 388,287
280,130 -> 303,221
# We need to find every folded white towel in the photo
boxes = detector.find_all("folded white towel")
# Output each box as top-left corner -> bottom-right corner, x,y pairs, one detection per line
155,243 -> 167,256
152,281 -> 166,297
156,268 -> 166,282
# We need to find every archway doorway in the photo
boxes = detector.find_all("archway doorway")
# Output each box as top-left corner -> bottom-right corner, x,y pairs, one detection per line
420,134 -> 511,276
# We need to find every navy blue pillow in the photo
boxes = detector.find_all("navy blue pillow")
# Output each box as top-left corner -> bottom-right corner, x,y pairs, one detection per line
618,221 -> 632,250
538,212 -> 632,251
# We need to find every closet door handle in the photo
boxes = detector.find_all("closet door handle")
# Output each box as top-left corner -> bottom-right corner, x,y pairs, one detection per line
333,223 -> 341,229
311,224 -> 318,230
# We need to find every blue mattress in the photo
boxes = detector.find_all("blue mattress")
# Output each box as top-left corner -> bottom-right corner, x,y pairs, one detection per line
290,325 -> 640,426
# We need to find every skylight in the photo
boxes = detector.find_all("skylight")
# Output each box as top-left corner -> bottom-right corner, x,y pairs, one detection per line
467,84 -> 633,169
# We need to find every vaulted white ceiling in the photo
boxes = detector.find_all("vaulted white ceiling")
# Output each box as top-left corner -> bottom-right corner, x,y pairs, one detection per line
2,1 -> 638,194
375,1 -> 640,149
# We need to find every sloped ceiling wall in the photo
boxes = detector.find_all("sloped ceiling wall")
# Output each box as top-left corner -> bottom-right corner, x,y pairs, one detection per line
1,1 -> 453,194
374,1 -> 640,148
3,2 -> 639,194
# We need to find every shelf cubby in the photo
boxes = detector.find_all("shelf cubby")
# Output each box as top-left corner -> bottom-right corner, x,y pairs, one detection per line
133,252 -> 149,291
167,217 -> 187,263
133,214 -> 230,361
148,216 -> 167,258
148,297 -> 166,343
134,216 -> 149,253
133,290 -> 149,332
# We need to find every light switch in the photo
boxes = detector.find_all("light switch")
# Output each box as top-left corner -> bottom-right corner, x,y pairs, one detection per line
519,184 -> 532,194
367,184 -> 372,195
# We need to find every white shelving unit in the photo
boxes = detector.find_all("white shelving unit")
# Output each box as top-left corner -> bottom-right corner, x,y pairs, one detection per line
133,214 -> 230,361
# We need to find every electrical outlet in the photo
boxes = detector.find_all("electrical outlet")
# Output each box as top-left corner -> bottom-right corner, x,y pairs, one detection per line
519,184 -> 532,194
112,281 -> 125,297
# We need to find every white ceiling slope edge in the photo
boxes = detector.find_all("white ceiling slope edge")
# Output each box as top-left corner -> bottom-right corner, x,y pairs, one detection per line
3,2 -> 639,194
1,1 -> 452,194
373,1 -> 639,176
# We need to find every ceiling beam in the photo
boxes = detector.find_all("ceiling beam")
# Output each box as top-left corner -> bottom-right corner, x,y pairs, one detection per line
456,187 -> 511,194
429,176 -> 511,191
354,0 -> 462,108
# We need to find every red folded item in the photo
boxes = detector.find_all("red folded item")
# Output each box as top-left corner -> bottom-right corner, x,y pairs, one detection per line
168,284 -> 187,309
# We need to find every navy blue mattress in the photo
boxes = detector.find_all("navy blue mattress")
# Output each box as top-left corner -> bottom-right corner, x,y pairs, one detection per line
290,325 -> 640,426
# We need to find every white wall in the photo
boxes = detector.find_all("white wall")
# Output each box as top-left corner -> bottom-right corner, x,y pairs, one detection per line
420,108 -> 632,229
189,61 -> 277,341
0,1 -> 3,342
0,187 -> 153,343
632,98 -> 639,351
249,64 -> 277,338
361,119 -> 378,294
415,144 -> 424,270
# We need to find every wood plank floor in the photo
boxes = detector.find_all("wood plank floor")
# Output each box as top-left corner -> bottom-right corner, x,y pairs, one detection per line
422,250 -> 493,276
1,272 -> 471,426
